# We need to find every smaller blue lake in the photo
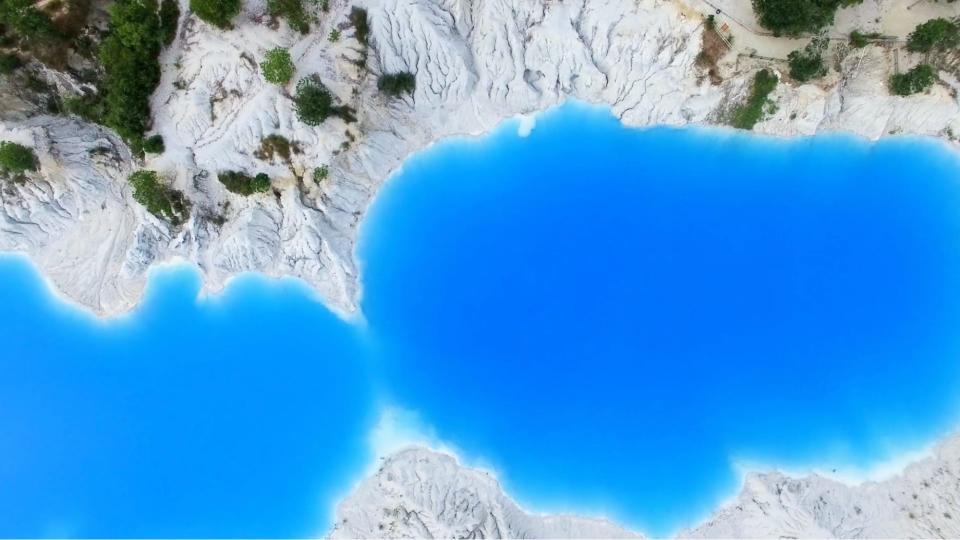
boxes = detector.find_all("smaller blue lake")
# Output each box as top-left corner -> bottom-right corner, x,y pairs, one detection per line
2,103 -> 960,536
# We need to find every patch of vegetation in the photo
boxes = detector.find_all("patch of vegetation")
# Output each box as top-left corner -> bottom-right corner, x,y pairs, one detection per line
293,75 -> 354,125
787,37 -> 827,82
312,165 -> 327,184
260,47 -> 294,84
129,169 -> 189,224
63,92 -> 105,123
377,71 -> 415,97
751,0 -> 862,37
906,18 -> 960,53
329,28 -> 340,42
99,0 -> 163,150
218,170 -> 271,195
849,29 -> 881,48
189,0 -> 240,29
0,140 -> 38,173
267,0 -> 308,33
254,134 -> 300,162
349,6 -> 369,46
889,63 -> 937,95
142,134 -> 164,154
0,0 -> 60,43
0,52 -> 23,74
729,68 -> 778,130
317,0 -> 328,12
159,0 -> 180,46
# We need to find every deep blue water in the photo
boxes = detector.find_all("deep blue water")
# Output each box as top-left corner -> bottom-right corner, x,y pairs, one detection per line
5,103 -> 960,536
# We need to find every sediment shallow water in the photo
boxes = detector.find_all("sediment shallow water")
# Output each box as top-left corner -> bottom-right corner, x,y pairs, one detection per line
4,103 -> 960,536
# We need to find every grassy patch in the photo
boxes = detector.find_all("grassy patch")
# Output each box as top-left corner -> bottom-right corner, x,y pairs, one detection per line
129,169 -> 189,224
728,69 -> 779,130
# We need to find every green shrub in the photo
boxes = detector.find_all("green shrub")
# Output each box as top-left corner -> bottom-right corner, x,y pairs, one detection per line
787,38 -> 827,82
218,170 -> 271,195
189,0 -> 240,29
254,134 -> 299,161
889,64 -> 937,95
907,18 -> 960,53
329,28 -> 340,42
313,165 -> 327,183
142,134 -> 165,153
129,169 -> 189,224
159,0 -> 180,45
751,0 -> 861,36
349,6 -> 369,46
849,29 -> 881,48
260,47 -> 294,84
294,75 -> 333,125
729,68 -> 779,130
0,52 -> 23,74
0,140 -> 38,173
378,72 -> 415,97
99,0 -> 163,146
267,0 -> 308,33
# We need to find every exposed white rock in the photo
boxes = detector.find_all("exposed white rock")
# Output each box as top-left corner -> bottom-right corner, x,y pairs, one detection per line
329,447 -> 642,539
331,435 -> 960,539
3,0 -> 960,316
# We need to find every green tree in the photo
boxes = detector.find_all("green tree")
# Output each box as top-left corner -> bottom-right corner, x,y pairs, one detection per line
159,0 -> 180,45
99,0 -> 163,146
907,18 -> 960,53
260,47 -> 294,84
0,140 -> 38,173
294,75 -> 333,125
128,169 -> 189,223
377,72 -> 415,97
349,6 -> 369,45
142,134 -> 165,153
752,0 -> 861,36
267,0 -> 308,33
189,0 -> 240,29
889,64 -> 937,95
787,38 -> 827,82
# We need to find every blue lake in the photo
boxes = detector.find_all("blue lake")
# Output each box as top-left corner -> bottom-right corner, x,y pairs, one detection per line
5,103 -> 960,536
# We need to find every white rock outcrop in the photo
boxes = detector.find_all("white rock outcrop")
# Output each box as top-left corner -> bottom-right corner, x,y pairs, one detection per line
3,0 -> 960,315
331,436 -> 960,538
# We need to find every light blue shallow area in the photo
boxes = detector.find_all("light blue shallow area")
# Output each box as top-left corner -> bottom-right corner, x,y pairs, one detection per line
5,103 -> 960,536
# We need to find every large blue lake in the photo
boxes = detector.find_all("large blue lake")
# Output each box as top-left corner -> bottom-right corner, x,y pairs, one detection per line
5,103 -> 960,536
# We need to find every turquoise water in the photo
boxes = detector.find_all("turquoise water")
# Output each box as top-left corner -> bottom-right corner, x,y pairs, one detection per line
5,103 -> 960,536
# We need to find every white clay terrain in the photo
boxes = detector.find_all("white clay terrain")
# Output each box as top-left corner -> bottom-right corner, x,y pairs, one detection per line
4,0 -> 960,316
5,0 -> 960,536
331,437 -> 960,538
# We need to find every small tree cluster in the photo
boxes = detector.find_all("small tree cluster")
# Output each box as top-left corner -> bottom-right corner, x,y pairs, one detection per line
129,169 -> 189,224
313,165 -> 328,184
0,140 -> 38,174
190,0 -> 241,29
787,37 -> 827,82
218,170 -> 271,195
267,0 -> 309,33
906,18 -> 960,53
849,29 -> 881,48
261,47 -> 294,84
99,0 -> 163,149
378,72 -> 415,97
889,64 -> 937,96
159,0 -> 180,45
751,0 -> 862,37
